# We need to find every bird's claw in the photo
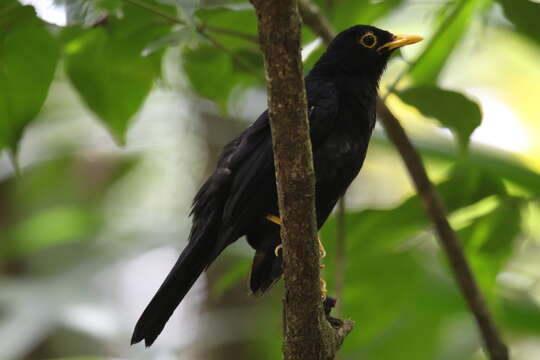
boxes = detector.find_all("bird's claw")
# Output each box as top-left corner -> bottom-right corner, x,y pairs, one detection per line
318,236 -> 327,299
274,244 -> 283,257
267,215 -> 327,297
318,236 -> 326,258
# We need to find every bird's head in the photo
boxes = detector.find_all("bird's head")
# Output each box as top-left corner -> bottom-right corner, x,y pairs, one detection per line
310,25 -> 422,84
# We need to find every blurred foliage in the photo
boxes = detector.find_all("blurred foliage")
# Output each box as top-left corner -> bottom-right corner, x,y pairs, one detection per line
497,0 -> 540,47
63,2 -> 173,144
54,0 -> 121,26
183,7 -> 262,110
0,155 -> 135,259
1,0 -> 540,359
398,86 -> 482,151
409,0 -> 491,85
313,0 -> 405,32
0,0 -> 60,151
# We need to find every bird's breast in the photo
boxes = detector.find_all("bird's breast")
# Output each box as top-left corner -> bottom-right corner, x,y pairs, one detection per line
315,130 -> 369,182
313,92 -> 375,188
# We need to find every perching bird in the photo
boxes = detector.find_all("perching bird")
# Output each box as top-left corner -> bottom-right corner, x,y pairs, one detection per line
132,25 -> 422,347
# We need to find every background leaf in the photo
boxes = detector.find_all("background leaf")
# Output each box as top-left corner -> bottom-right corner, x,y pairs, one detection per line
196,7 -> 258,50
64,3 -> 173,144
410,0 -> 490,85
459,201 -> 521,299
183,44 -> 262,110
392,137 -> 540,196
0,155 -> 136,259
501,294 -> 540,335
497,0 -> 540,47
0,1 -> 60,151
397,86 -> 482,150
313,0 -> 404,31
53,0 -> 121,26
183,7 -> 263,111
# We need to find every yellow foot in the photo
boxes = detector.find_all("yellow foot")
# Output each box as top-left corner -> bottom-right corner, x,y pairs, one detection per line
266,214 -> 325,262
274,244 -> 283,257
320,279 -> 327,299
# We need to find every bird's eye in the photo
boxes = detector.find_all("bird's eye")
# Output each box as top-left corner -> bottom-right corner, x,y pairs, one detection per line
359,33 -> 377,48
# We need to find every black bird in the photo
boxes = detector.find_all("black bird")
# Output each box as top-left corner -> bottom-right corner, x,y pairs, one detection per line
132,25 -> 422,347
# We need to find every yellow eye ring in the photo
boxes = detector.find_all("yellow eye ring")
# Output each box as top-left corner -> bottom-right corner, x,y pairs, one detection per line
359,33 -> 377,48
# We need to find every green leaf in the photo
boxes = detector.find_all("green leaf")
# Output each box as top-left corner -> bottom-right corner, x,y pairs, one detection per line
182,7 -> 264,111
142,27 -> 196,56
397,86 -> 482,151
330,0 -> 404,31
497,0 -> 540,47
53,0 -> 121,26
396,137 -> 540,197
64,4 -> 172,144
459,202 -> 521,298
0,1 -> 60,151
183,44 -> 262,110
410,0 -> 490,85
173,0 -> 200,23
183,45 -> 234,108
501,293 -> 540,335
195,7 -> 258,50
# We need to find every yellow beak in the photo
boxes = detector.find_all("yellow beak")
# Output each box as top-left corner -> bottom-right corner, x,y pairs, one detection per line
377,34 -> 423,52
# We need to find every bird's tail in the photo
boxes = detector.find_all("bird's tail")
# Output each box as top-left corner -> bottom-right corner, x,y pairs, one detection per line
131,238 -> 212,347
249,247 -> 283,295
248,226 -> 283,295
132,167 -> 235,347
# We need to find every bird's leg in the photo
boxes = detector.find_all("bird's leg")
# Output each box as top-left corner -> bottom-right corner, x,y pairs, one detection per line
266,214 -> 283,256
266,213 -> 327,298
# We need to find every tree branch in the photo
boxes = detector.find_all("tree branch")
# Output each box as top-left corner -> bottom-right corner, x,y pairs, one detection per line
203,25 -> 259,44
249,1 -> 352,359
334,197 -> 346,319
123,0 -> 264,81
298,1 -> 509,359
123,0 -> 185,24
298,0 -> 334,44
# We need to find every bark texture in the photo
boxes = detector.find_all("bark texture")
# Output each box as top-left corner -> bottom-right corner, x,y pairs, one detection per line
249,1 -> 352,359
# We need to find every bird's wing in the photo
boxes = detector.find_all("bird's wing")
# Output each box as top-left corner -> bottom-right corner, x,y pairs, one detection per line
219,80 -> 340,243
190,110 -> 270,231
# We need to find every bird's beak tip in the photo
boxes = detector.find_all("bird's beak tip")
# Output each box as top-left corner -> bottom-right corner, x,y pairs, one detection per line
377,34 -> 423,52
